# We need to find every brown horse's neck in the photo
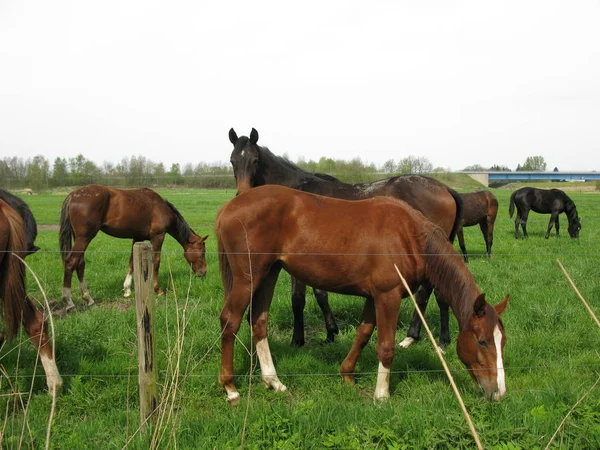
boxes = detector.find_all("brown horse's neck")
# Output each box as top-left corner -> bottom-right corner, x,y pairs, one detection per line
423,229 -> 481,330
164,201 -> 194,247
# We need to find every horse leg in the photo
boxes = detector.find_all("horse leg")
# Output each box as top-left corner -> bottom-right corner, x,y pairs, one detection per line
62,237 -> 93,310
290,277 -> 307,347
124,239 -> 142,298
555,214 -> 560,237
150,235 -> 165,295
435,293 -> 451,351
250,265 -> 286,392
484,217 -> 495,259
313,288 -> 339,343
373,290 -> 402,401
23,298 -> 63,394
478,220 -> 489,259
399,282 -> 433,349
457,227 -> 468,262
520,209 -> 530,239
545,214 -> 557,239
340,296 -> 375,384
219,279 -> 253,404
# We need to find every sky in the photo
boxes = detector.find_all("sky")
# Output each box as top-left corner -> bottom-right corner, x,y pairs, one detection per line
1,1 -> 599,172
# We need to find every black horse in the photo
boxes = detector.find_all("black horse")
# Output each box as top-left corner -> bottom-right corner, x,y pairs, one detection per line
0,188 -> 40,256
229,128 -> 463,349
509,187 -> 581,239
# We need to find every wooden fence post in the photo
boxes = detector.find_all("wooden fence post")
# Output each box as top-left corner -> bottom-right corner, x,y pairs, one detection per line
133,242 -> 158,429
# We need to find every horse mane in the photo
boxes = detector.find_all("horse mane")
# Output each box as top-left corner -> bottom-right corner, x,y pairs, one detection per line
0,202 -> 34,340
423,227 -> 479,327
564,196 -> 579,223
0,188 -> 38,253
165,200 -> 194,242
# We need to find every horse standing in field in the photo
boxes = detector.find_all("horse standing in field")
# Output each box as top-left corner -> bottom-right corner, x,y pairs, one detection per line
509,187 -> 581,239
0,199 -> 62,394
456,190 -> 499,262
59,185 -> 208,311
216,185 -> 509,403
0,188 -> 40,256
228,128 -> 463,350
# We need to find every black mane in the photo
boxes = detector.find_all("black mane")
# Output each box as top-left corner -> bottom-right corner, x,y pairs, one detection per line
165,200 -> 194,243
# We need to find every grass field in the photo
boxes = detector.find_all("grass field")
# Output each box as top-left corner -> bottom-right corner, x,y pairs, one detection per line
1,184 -> 599,449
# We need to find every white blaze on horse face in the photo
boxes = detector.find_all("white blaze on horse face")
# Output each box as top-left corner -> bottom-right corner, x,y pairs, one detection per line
256,338 -> 287,393
374,361 -> 391,401
493,325 -> 506,400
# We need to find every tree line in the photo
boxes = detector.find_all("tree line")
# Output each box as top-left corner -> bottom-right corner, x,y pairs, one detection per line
0,153 -> 548,192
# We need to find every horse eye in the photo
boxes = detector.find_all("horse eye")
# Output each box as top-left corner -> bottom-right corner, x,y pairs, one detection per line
478,339 -> 488,348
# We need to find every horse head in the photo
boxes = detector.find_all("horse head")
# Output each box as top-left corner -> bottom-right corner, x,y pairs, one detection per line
567,215 -> 581,238
457,293 -> 509,400
229,128 -> 260,194
184,234 -> 209,277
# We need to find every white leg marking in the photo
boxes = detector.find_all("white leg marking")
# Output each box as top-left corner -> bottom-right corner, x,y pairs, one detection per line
398,337 -> 415,349
62,287 -> 76,311
373,361 -> 391,401
256,338 -> 287,392
123,272 -> 133,298
80,281 -> 95,306
493,325 -> 506,400
225,386 -> 241,404
40,354 -> 63,394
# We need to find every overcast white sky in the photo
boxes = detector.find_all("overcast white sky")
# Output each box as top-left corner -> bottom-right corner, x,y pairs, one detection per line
1,1 -> 599,172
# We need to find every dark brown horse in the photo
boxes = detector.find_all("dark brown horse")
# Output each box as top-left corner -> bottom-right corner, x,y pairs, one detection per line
0,199 -> 62,393
59,185 -> 208,311
229,128 -> 463,350
0,188 -> 40,256
509,187 -> 581,239
216,185 -> 509,403
456,190 -> 499,262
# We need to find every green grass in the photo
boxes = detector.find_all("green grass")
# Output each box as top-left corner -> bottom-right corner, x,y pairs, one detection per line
1,187 -> 600,449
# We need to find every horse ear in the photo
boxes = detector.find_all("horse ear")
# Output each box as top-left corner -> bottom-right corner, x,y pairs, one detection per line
494,294 -> 509,316
473,293 -> 487,317
229,128 -> 238,144
249,128 -> 259,145
201,235 -> 209,241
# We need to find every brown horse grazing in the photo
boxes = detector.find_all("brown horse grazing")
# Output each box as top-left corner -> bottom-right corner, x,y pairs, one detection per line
59,185 -> 208,311
229,128 -> 462,351
456,190 -> 499,262
0,199 -> 62,394
216,185 -> 509,403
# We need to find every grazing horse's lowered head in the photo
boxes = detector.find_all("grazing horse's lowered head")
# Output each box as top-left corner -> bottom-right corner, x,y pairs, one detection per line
229,128 -> 261,194
456,293 -> 509,401
183,234 -> 209,277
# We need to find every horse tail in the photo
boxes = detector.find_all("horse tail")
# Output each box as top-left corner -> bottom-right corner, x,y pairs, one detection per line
447,187 -> 463,243
59,195 -> 73,264
508,191 -> 516,218
217,236 -> 233,297
0,204 -> 32,340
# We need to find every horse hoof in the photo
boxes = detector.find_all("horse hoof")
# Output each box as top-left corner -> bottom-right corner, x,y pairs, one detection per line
123,290 -> 131,298
64,303 -> 76,313
85,298 -> 95,307
398,337 -> 415,349
226,392 -> 240,405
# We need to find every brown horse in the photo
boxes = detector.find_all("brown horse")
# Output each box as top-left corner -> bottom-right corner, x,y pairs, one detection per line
456,190 -> 499,262
216,185 -> 509,403
0,199 -> 62,393
229,128 -> 462,351
59,185 -> 208,311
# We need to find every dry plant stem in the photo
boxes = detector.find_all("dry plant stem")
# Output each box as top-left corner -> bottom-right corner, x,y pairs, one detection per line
394,264 -> 484,450
240,221 -> 254,450
544,372 -> 600,450
14,254 -> 54,449
556,259 -> 600,329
